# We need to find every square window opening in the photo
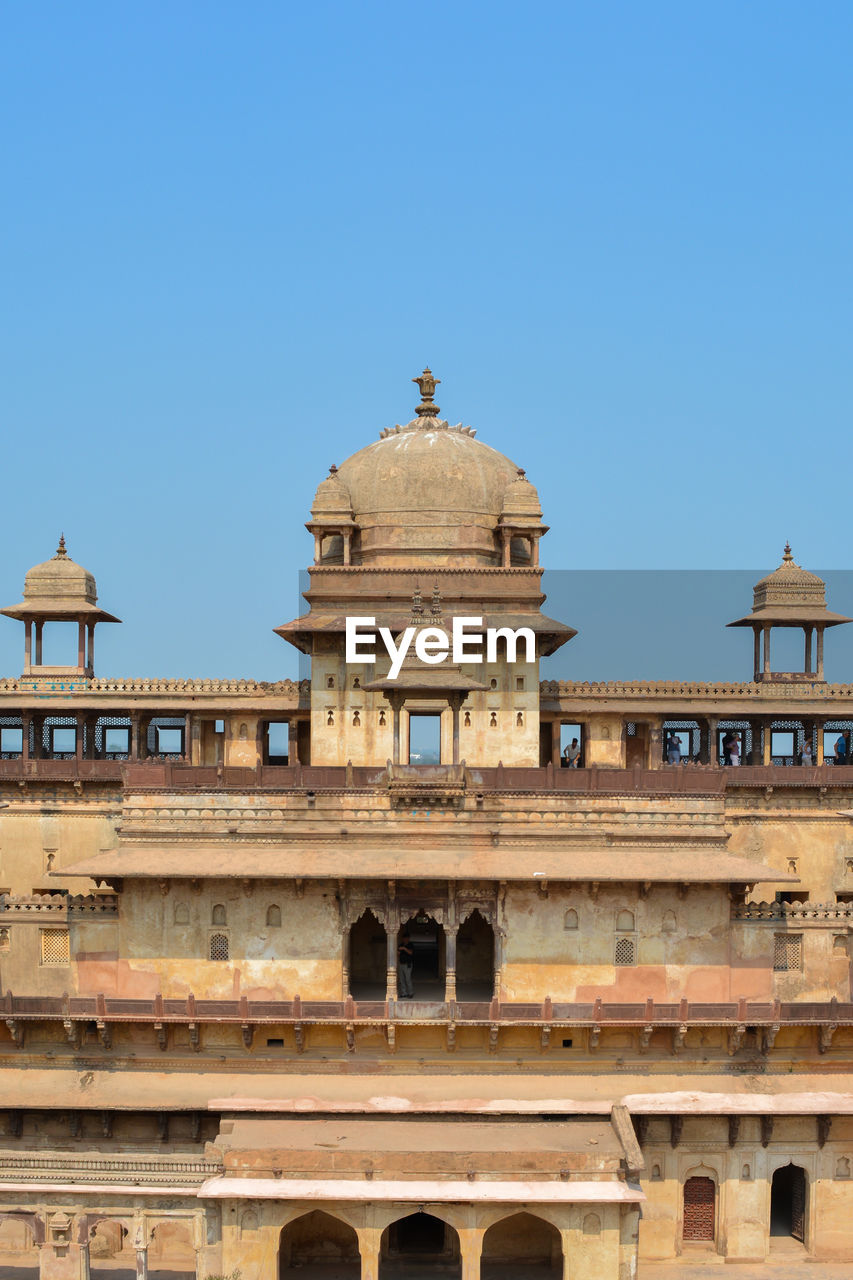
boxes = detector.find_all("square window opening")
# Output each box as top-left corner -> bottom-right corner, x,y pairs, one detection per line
265,721 -> 289,765
408,713 -> 441,766
0,728 -> 23,756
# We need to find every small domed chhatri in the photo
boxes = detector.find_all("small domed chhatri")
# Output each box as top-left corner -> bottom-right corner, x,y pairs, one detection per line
728,543 -> 850,682
318,368 -> 545,567
1,536 -> 120,675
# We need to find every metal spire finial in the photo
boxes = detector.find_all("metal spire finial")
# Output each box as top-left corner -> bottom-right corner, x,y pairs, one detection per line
55,534 -> 68,559
783,542 -> 793,563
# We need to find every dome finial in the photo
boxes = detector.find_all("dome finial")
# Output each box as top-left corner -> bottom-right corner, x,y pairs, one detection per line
783,542 -> 793,563
413,367 -> 441,418
55,534 -> 68,560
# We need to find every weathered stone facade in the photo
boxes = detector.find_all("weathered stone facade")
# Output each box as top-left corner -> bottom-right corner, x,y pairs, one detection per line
0,375 -> 852,1276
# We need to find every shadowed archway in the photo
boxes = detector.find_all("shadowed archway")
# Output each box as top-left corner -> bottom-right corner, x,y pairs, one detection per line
279,1211 -> 360,1278
771,1164 -> 807,1243
457,909 -> 495,1000
349,908 -> 387,999
480,1212 -> 562,1277
379,1212 -> 460,1278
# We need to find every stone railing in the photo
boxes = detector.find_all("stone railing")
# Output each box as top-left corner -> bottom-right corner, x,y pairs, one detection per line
541,679 -> 853,701
0,1152 -> 220,1183
0,676 -> 308,696
0,893 -> 118,917
734,900 -> 853,921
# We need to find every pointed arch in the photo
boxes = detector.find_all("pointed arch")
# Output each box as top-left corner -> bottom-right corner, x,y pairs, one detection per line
457,907 -> 494,1000
349,908 -> 387,999
380,1212 -> 460,1278
279,1210 -> 360,1277
771,1163 -> 807,1243
481,1212 -> 562,1277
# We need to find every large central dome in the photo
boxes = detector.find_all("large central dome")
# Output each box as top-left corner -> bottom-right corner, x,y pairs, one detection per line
312,370 -> 542,567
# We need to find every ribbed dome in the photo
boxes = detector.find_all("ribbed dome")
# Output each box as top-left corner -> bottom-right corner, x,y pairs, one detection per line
310,465 -> 354,523
327,372 -> 530,566
500,469 -> 543,522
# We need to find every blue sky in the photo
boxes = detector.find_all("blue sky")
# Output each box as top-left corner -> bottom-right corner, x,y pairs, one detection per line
1,2 -> 851,679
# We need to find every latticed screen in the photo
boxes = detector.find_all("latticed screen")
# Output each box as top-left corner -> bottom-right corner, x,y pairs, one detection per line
683,1176 -> 715,1241
774,933 -> 802,971
615,936 -> 636,966
40,928 -> 70,965
209,932 -> 229,961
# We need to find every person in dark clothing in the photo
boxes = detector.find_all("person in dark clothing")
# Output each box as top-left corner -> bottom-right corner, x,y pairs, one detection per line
397,933 -> 414,998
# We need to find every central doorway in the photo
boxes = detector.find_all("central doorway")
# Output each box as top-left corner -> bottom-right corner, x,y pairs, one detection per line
408,713 -> 441,765
379,1213 -> 460,1279
401,913 -> 445,1001
770,1164 -> 807,1243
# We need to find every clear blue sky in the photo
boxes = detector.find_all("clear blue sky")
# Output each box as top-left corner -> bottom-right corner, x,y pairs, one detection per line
1,2 -> 851,679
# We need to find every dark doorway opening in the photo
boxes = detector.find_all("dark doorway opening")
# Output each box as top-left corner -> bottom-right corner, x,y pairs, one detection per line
380,1213 -> 460,1279
456,910 -> 494,1001
409,713 -> 441,765
401,913 -> 445,1000
279,1211 -> 361,1278
349,909 -> 387,1000
770,1164 -> 806,1242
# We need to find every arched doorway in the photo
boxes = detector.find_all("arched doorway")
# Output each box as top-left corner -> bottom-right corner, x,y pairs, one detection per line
349,909 -> 387,999
380,1213 -> 460,1278
771,1164 -> 807,1243
402,913 -> 446,1001
457,910 -> 495,1000
481,1212 -> 562,1277
683,1175 -> 716,1242
0,1216 -> 39,1276
149,1219 -> 196,1277
279,1211 -> 360,1278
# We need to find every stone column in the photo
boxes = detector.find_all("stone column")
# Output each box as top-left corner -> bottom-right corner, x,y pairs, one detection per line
761,720 -> 772,766
805,625 -> 813,673
356,1227 -> 381,1280
342,925 -> 351,1000
386,924 -> 398,1001
705,716 -> 718,765
87,622 -> 95,673
75,715 -> 83,762
77,621 -> 86,670
493,925 -> 504,999
551,719 -> 561,767
817,626 -> 825,679
753,627 -> 761,680
390,696 -> 402,766
130,714 -> 140,761
762,625 -> 771,676
22,712 -> 31,762
445,926 -> 458,1002
24,620 -> 32,669
35,620 -> 43,665
459,1227 -> 484,1280
816,719 -> 825,765
288,720 -> 299,765
450,695 -> 462,766
79,1241 -> 91,1280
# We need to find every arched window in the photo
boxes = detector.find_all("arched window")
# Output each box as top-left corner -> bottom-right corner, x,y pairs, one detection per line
266,904 -> 281,927
209,932 -> 229,961
174,903 -> 189,925
211,904 -> 226,926
616,909 -> 635,931
564,909 -> 579,931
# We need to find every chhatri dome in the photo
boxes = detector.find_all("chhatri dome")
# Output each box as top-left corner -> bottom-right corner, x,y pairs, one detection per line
308,369 -> 545,566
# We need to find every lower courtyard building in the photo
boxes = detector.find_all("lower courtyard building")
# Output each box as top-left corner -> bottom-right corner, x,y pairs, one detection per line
0,374 -> 852,1277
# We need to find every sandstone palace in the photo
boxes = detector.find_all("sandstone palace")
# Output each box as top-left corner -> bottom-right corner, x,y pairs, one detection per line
0,371 -> 852,1279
